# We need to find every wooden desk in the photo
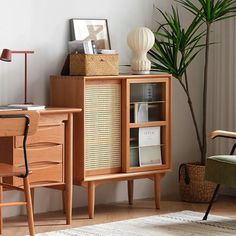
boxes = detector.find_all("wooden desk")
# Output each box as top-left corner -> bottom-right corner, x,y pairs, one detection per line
0,108 -> 81,224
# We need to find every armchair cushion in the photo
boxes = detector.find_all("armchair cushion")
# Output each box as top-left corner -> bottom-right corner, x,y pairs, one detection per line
205,155 -> 236,188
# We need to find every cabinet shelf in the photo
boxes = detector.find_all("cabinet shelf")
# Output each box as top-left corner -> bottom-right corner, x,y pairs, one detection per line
130,101 -> 165,105
128,164 -> 169,172
130,144 -> 164,149
129,121 -> 167,128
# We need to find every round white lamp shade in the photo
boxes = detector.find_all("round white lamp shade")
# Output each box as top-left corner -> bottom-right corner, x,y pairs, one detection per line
127,27 -> 155,74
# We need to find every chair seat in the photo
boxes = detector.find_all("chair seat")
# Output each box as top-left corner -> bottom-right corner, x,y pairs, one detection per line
205,155 -> 236,188
0,163 -> 25,177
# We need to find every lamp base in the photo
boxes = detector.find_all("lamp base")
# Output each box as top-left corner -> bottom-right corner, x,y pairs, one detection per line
131,70 -> 151,75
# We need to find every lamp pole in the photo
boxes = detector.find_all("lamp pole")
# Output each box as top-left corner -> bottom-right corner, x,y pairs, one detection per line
1,50 -> 34,104
25,53 -> 28,104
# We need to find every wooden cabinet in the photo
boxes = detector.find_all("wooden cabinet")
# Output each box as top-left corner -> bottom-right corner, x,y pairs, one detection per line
50,74 -> 172,218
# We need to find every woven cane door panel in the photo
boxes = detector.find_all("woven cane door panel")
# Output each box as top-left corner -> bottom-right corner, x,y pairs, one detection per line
85,83 -> 121,172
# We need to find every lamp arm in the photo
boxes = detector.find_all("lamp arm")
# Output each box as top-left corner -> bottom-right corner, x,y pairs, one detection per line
11,51 -> 34,54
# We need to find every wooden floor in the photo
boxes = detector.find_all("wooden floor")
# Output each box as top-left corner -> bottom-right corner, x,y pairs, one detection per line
3,195 -> 236,235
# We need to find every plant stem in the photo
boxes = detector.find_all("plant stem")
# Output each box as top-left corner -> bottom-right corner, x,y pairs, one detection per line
179,76 -> 203,155
202,22 -> 211,165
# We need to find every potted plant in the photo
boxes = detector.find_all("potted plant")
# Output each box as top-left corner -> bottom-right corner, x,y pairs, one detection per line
149,0 -> 236,202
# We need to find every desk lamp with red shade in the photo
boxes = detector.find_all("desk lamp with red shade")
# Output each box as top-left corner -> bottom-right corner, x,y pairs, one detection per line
0,49 -> 34,104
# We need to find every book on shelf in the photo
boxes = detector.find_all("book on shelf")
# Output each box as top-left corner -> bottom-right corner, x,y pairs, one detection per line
138,127 -> 162,166
7,104 -> 46,110
134,103 -> 148,123
139,146 -> 162,166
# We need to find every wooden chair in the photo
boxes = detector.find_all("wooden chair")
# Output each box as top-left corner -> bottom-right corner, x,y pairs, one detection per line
0,112 -> 39,236
203,130 -> 236,220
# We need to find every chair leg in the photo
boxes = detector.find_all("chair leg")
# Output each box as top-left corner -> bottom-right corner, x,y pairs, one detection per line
23,177 -> 35,236
30,188 -> 35,214
0,177 -> 3,235
203,184 -> 220,220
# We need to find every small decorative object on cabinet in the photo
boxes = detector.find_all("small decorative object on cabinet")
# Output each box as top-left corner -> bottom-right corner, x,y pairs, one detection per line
50,74 -> 171,219
127,27 -> 155,74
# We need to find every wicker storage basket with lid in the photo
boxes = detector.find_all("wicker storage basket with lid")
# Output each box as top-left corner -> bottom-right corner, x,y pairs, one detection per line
69,53 -> 119,76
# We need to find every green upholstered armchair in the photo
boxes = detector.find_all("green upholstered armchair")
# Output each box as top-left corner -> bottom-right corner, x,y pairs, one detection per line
203,130 -> 236,220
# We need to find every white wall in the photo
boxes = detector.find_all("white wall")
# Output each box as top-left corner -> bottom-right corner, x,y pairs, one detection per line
0,0 -> 203,218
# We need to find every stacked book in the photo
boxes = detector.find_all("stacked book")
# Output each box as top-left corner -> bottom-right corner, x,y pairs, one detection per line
0,104 -> 45,111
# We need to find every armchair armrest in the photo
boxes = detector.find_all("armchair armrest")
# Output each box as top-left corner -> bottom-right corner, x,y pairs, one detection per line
210,130 -> 236,139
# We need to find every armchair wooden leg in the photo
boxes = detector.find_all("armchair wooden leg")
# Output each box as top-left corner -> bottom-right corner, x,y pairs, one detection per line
0,177 -> 3,235
23,177 -> 35,236
128,180 -> 134,205
203,184 -> 220,220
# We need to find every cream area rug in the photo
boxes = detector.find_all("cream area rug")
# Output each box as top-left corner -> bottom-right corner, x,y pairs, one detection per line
37,211 -> 236,236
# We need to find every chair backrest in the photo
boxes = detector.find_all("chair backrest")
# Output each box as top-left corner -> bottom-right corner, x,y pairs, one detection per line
0,112 -> 39,137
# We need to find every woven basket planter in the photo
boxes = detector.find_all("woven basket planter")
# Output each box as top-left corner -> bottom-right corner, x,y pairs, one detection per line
179,163 -> 216,203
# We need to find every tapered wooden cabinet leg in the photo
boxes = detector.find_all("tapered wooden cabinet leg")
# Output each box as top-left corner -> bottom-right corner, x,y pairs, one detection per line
23,177 -> 35,236
88,182 -> 95,219
0,177 -> 3,235
154,174 -> 161,209
128,180 -> 134,205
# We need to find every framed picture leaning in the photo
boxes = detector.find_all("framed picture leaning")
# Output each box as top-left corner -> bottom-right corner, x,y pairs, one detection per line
70,18 -> 111,50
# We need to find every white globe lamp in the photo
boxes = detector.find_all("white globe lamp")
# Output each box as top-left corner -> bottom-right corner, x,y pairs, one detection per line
127,27 -> 155,74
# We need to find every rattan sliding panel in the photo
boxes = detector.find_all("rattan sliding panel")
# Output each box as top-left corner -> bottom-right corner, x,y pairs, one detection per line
85,83 -> 121,171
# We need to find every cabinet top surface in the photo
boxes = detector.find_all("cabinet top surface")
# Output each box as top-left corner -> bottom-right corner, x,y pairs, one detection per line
50,73 -> 172,80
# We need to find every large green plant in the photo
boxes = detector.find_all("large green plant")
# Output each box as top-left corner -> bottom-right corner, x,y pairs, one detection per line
149,1 -> 236,165
149,7 -> 205,163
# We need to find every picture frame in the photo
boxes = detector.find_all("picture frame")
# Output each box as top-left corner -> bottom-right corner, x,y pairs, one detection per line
70,18 -> 111,50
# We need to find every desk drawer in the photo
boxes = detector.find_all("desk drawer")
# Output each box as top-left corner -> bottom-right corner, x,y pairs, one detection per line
14,144 -> 63,165
15,125 -> 64,148
14,163 -> 63,187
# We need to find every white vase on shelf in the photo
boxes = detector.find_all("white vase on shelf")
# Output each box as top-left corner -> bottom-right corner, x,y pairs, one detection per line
127,27 -> 155,74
